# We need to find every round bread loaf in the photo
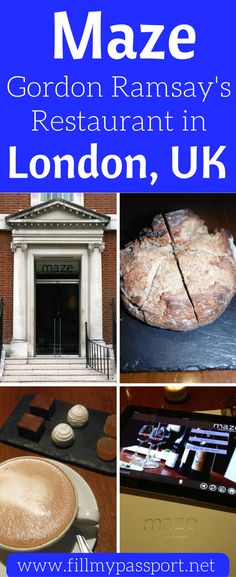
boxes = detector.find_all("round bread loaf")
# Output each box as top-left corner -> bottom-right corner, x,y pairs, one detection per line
120,209 -> 236,331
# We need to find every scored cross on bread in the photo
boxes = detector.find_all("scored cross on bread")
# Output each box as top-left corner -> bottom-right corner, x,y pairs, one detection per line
120,213 -> 198,330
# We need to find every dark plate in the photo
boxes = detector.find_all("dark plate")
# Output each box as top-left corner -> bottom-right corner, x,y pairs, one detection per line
120,194 -> 236,374
0,395 -> 116,475
120,297 -> 236,372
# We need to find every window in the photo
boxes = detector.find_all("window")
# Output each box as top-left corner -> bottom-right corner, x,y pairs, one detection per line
41,193 -> 74,202
31,193 -> 84,206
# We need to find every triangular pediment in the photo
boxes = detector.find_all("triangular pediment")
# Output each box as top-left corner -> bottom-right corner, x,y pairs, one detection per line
6,199 -> 110,229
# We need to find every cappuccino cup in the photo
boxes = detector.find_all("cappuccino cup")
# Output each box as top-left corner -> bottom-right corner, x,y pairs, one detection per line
0,456 -> 99,551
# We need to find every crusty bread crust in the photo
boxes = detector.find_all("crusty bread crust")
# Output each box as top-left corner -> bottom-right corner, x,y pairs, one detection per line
177,233 -> 236,325
140,213 -> 172,247
120,210 -> 236,331
165,209 -> 207,250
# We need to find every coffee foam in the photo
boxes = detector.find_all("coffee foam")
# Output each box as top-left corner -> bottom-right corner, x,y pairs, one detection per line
0,457 -> 77,549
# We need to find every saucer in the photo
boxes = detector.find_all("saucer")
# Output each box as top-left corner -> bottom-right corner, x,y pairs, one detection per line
0,460 -> 99,576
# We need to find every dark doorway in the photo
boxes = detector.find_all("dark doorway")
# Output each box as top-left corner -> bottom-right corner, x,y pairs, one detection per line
36,283 -> 79,355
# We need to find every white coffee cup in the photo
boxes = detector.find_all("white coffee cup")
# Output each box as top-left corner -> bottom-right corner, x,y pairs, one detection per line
78,505 -> 100,525
0,456 -> 99,551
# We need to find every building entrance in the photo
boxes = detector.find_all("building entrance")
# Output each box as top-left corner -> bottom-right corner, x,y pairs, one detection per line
35,260 -> 80,355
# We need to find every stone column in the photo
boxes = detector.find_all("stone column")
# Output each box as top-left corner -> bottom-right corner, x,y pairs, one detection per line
10,241 -> 28,357
88,242 -> 105,341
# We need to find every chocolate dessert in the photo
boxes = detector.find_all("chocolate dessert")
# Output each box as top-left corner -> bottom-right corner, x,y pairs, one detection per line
51,423 -> 75,447
30,395 -> 55,419
67,404 -> 89,428
17,413 -> 45,441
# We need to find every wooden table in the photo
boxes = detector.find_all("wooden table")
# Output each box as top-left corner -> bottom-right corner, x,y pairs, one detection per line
121,370 -> 236,383
120,385 -> 236,413
0,386 -> 116,553
120,194 -> 236,383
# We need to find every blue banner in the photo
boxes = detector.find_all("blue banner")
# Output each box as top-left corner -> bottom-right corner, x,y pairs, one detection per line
6,553 -> 229,577
1,1 -> 235,191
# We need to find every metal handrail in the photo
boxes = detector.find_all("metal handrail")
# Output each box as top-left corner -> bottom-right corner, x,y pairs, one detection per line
85,322 -> 110,379
112,298 -> 116,364
0,299 -> 4,360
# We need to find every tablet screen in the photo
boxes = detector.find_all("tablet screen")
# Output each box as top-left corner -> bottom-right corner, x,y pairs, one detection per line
120,406 -> 236,510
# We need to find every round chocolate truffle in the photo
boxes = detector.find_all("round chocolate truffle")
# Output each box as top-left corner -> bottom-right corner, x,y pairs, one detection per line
51,423 -> 75,447
67,405 -> 89,428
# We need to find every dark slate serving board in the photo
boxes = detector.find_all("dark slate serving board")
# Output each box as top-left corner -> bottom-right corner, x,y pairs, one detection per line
120,296 -> 236,372
0,395 -> 116,475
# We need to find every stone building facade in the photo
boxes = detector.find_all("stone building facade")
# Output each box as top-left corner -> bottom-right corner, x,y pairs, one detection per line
0,193 -> 116,360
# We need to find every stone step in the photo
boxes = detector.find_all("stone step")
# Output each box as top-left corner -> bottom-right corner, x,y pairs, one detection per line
28,357 -> 86,364
2,374 -> 107,382
5,357 -> 86,365
4,363 -> 87,371
4,358 -> 28,364
4,368 -> 104,376
1,380 -> 111,386
2,356 -> 114,382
